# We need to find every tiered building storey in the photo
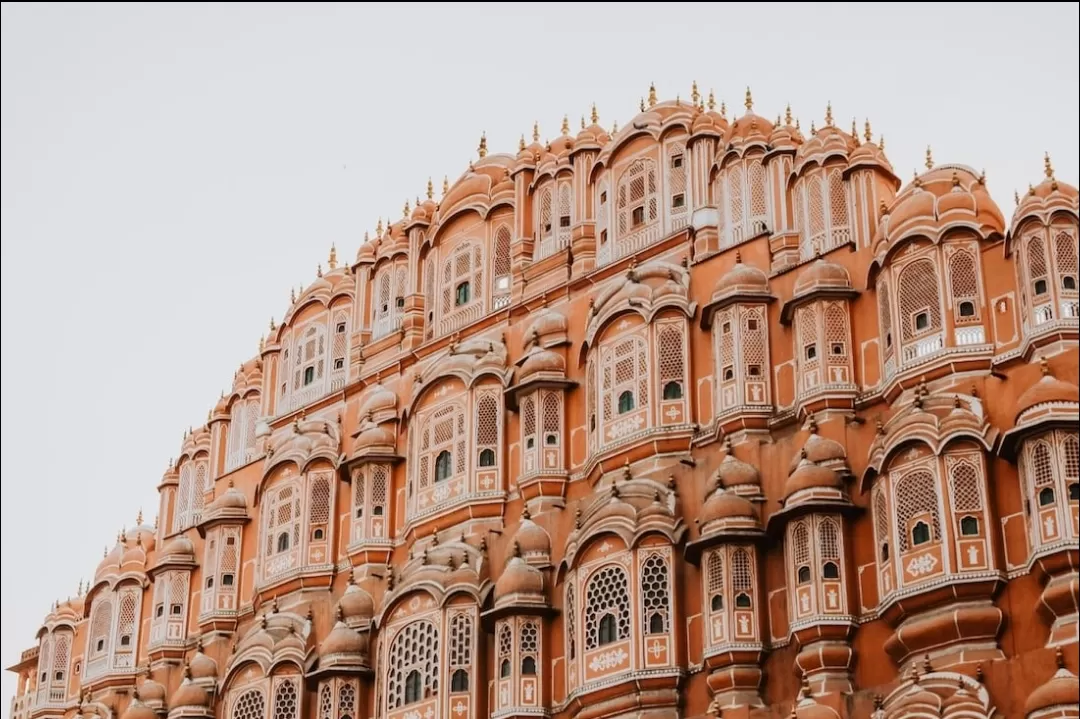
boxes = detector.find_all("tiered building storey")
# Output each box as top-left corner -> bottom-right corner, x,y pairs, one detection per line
7,85 -> 1080,719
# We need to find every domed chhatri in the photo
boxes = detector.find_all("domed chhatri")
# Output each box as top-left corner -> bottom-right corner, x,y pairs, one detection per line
6,83 -> 1078,719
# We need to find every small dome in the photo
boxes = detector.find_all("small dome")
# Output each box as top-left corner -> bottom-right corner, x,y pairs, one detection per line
699,490 -> 755,526
708,449 -> 761,493
208,482 -> 247,513
691,106 -> 728,140
338,583 -> 374,623
121,542 -> 146,569
768,114 -> 804,153
793,123 -> 857,172
353,423 -> 396,453
360,382 -> 397,417
170,676 -> 210,709
519,348 -> 565,381
189,646 -> 217,680
789,424 -> 847,473
319,618 -> 365,657
725,108 -> 773,151
783,459 -> 843,500
1025,651 -> 1080,715
895,688 -> 941,713
494,554 -> 544,601
942,683 -> 984,716
793,257 -> 852,297
137,678 -> 167,703
120,699 -> 157,719
1014,365 -> 1080,422
162,536 -> 195,558
511,510 -> 551,557
714,254 -> 769,297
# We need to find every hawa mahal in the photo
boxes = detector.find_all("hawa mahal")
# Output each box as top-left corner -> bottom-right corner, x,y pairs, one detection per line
7,84 -> 1080,719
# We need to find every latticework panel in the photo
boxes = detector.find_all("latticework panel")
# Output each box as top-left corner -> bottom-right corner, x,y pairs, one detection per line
272,679 -> 299,719
948,459 -> 983,512
731,548 -> 753,594
791,521 -> 811,576
584,564 -> 631,649
640,553 -> 671,633
894,469 -> 942,552
232,688 -> 266,719
818,518 -> 841,562
897,258 -> 942,340
386,619 -> 440,709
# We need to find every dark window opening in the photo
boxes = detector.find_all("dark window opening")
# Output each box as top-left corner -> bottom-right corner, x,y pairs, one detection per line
333,358 -> 344,370
277,532 -> 290,553
455,281 -> 471,306
545,433 -> 558,445
822,562 -> 840,579
632,206 -> 645,226
599,614 -> 617,645
526,437 -> 535,449
1070,482 -> 1079,501
618,390 -> 635,414
723,366 -> 734,381
478,448 -> 495,467
155,604 -> 164,618
797,566 -> 811,583
560,215 -> 571,228
885,331 -> 892,349
958,301 -> 975,317
747,318 -> 758,331
336,322 -> 346,333
170,604 -> 182,615
451,669 -> 469,691
373,506 -> 383,516
805,344 -> 817,360
206,577 -> 214,589
521,656 -> 537,675
120,635 -> 131,647
404,670 -> 422,704
662,381 -> 683,400
912,521 -> 931,546
600,191 -> 608,204
54,671 -> 63,682
881,543 -> 890,561
95,639 -> 104,653
672,155 -> 683,169
600,229 -> 608,244
915,312 -> 929,331
312,528 -> 324,541
648,612 -> 664,634
831,342 -> 844,356
435,450 -> 452,481
396,297 -> 405,308
1064,276 -> 1077,291
960,516 -> 979,536
711,594 -> 723,611
735,593 -> 751,608
1034,278 -> 1048,296
1040,487 -> 1055,506
722,321 -> 732,334
671,193 -> 685,209
748,364 -> 762,377
500,659 -> 511,678
303,366 -> 315,386
222,573 -> 234,586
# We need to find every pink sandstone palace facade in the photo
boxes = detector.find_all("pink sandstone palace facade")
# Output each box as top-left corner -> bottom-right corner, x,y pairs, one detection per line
7,84 -> 1080,719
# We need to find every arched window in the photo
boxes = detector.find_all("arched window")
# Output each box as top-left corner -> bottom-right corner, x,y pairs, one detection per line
897,258 -> 943,342
478,449 -> 495,467
732,549 -> 754,607
640,553 -> 671,635
618,390 -> 635,413
439,243 -> 484,334
711,594 -> 724,611
565,582 -> 577,661
521,655 -> 536,675
1028,235 -> 1049,298
662,381 -> 682,399
598,615 -> 617,645
657,323 -> 686,403
475,392 -> 500,471
822,562 -> 840,579
232,688 -> 266,719
818,518 -> 841,579
172,459 -> 206,534
894,468 -> 941,553
949,249 -> 980,322
960,516 -> 979,536
435,450 -> 452,482
585,565 -> 631,649
492,225 -> 512,307
1040,487 -> 1056,506
615,158 -> 659,252
272,679 -> 298,719
451,669 -> 469,692
277,533 -> 290,552
598,332 -> 649,446
387,619 -> 439,709
792,521 -> 811,584
455,281 -> 470,306
500,659 -> 511,678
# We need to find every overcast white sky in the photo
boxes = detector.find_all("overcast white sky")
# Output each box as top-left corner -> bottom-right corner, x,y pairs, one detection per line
2,2 -> 1078,710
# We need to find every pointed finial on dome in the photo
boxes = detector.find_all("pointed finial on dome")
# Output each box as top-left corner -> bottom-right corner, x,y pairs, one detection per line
923,654 -> 933,673
424,176 -> 434,201
477,132 -> 487,158
851,117 -> 859,142
403,199 -> 410,219
783,103 -> 792,126
776,113 -> 781,125
952,171 -> 960,187
518,134 -> 526,152
290,286 -> 296,303
561,114 -> 569,135
807,413 -> 818,433
574,507 -> 582,529
738,86 -> 750,112
734,250 -> 742,264
587,102 -> 598,126
978,168 -> 986,185
269,316 -> 276,331
648,82 -> 657,107
825,101 -> 833,126
612,120 -> 619,134
691,81 -> 700,106
640,97 -> 646,112
137,508 -> 143,525
77,578 -> 83,595
328,243 -> 338,270
1029,182 -> 1036,196
1014,189 -> 1021,206
1040,355 -> 1050,376
511,540 -> 521,558
1044,151 -> 1055,179
1055,645 -> 1065,669
925,145 -> 934,169
580,115 -> 585,130
376,217 -> 384,236
864,119 -> 872,142
316,263 -> 323,278
810,119 -> 816,135
707,89 -> 716,111
103,545 -> 108,558
720,100 -> 727,119
622,457 -> 632,482
441,175 -> 449,196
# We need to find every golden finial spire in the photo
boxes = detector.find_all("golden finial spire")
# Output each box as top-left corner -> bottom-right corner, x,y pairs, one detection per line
137,509 -> 143,525
442,175 -> 449,195
879,135 -> 885,151
1044,152 -> 1054,179
561,114 -> 570,135
785,103 -> 793,125
612,120 -> 618,134
403,199 -> 411,218
825,101 -> 833,126
744,86 -> 753,111
1014,189 -> 1020,206
532,121 -> 539,142
269,316 -> 276,331
864,119 -> 872,142
640,97 -> 646,112
691,81 -> 700,106
580,115 -> 585,130
795,117 -> 801,131
477,132 -> 487,158
328,243 -> 337,269
776,114 -> 781,125
851,117 -> 858,141
591,102 -> 599,124
720,100 -> 727,119
426,177 -> 434,200
648,82 -> 657,107
259,335 -> 265,352
519,134 -> 526,151
810,119 -> 816,135
290,286 -> 296,303
925,145 -> 933,169
376,217 -> 384,236
316,263 -> 323,278
707,89 -> 716,111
